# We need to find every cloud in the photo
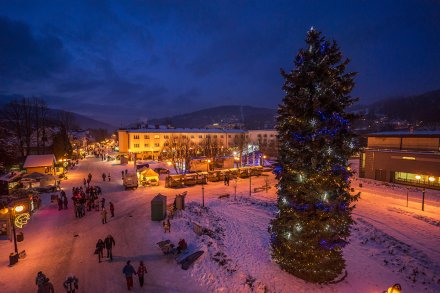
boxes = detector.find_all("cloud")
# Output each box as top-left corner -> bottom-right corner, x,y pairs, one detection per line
0,16 -> 70,84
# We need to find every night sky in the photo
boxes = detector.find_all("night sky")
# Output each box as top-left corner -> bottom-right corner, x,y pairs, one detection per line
1,0 -> 439,125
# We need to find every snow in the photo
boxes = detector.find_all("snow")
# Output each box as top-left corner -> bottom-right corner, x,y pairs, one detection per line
23,154 -> 56,168
1,158 -> 439,292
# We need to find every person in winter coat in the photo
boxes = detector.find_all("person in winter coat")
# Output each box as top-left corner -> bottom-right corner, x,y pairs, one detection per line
101,208 -> 107,224
63,196 -> 68,210
108,173 -> 111,181
83,178 -> 87,187
109,202 -> 115,217
36,271 -> 47,289
163,218 -> 171,233
102,173 -> 106,181
101,197 -> 106,210
63,274 -> 79,293
121,170 -> 124,178
88,173 -> 92,181
57,196 -> 63,211
96,239 -> 105,263
137,261 -> 147,288
122,260 -> 137,290
104,234 -> 116,261
38,278 -> 54,293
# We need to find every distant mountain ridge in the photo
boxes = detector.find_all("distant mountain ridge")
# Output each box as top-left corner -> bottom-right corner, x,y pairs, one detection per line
148,105 -> 277,129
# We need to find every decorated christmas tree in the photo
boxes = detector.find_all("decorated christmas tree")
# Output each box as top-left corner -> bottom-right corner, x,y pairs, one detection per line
270,28 -> 360,283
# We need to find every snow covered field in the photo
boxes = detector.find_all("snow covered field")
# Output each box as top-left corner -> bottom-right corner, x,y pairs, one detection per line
1,157 -> 439,293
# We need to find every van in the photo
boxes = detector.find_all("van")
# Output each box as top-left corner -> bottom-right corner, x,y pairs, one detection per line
123,173 -> 138,190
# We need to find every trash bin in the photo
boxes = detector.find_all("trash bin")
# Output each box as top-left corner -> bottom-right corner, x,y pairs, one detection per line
151,194 -> 167,221
175,194 -> 185,210
17,232 -> 24,242
9,253 -> 18,266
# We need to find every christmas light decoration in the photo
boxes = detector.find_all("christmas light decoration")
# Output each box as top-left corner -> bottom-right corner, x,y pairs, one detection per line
270,28 -> 360,283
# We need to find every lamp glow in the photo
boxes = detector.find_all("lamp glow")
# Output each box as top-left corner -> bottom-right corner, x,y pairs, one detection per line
428,177 -> 435,182
415,175 -> 421,180
14,205 -> 24,213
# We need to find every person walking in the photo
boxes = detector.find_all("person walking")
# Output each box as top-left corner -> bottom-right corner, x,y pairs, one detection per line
36,271 -> 47,289
63,274 -> 79,293
83,178 -> 87,187
109,202 -> 115,217
104,234 -> 116,261
108,173 -> 111,182
101,197 -> 106,210
137,261 -> 147,288
101,208 -> 107,224
63,195 -> 68,210
102,173 -> 106,182
57,196 -> 63,211
95,239 -> 105,263
38,277 -> 54,293
125,169 -> 128,175
121,170 -> 124,179
163,218 -> 171,233
122,260 -> 137,291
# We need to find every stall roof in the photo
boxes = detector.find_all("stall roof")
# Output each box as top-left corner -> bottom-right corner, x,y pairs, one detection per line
138,168 -> 159,177
23,154 -> 56,168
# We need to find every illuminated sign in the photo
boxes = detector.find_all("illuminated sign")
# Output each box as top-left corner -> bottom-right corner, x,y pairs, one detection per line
14,213 -> 31,228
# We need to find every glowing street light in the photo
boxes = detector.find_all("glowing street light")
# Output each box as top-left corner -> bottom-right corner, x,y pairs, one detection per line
428,176 -> 435,182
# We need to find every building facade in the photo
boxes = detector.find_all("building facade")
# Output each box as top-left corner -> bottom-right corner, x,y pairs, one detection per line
117,128 -> 279,160
359,131 -> 440,189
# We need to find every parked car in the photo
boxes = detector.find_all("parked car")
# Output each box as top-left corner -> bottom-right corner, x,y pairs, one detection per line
32,185 -> 57,193
123,173 -> 138,190
154,167 -> 170,174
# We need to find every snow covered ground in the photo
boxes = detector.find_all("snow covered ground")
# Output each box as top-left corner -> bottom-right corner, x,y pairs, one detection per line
1,157 -> 439,292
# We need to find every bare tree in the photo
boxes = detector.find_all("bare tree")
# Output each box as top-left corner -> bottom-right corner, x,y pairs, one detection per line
233,134 -> 250,167
32,97 -> 49,154
161,135 -> 197,174
199,136 -> 225,161
57,110 -> 76,133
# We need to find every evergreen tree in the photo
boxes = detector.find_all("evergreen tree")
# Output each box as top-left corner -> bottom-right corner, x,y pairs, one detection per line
270,28 -> 360,283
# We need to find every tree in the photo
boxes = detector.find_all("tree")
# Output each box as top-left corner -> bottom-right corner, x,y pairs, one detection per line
232,133 -> 249,167
270,28 -> 360,283
52,126 -> 72,160
161,135 -> 197,174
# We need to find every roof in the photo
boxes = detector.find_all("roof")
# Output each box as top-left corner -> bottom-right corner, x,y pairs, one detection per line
365,131 -> 440,138
138,168 -> 159,177
23,154 -> 56,168
121,128 -> 246,134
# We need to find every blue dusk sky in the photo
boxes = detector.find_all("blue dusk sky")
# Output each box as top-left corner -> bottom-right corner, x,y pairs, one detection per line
1,0 -> 439,124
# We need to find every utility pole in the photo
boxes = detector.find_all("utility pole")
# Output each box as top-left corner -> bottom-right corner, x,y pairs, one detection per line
249,169 -> 252,197
422,188 -> 425,211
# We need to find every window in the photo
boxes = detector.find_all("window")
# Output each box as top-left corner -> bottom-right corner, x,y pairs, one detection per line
213,135 -> 217,138
191,135 -> 195,139
154,143 -> 160,147
134,144 -> 140,148
228,135 -> 231,138
164,135 -> 169,139
257,134 -> 262,137
220,135 -> 224,138
164,142 -> 169,146
263,134 -> 267,137
154,135 -> 160,139
133,135 -> 140,139
144,143 -> 149,147
270,134 -> 274,137
199,135 -> 203,139
182,135 -> 186,138
144,135 -> 150,139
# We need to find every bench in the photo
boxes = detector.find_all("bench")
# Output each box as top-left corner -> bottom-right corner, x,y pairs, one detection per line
253,186 -> 271,193
218,194 -> 230,199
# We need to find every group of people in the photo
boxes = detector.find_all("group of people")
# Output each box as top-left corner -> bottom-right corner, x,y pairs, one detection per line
71,185 -> 104,218
56,190 -> 69,211
36,271 -> 79,293
223,173 -> 231,186
95,234 -> 116,263
102,172 -> 111,182
122,260 -> 148,290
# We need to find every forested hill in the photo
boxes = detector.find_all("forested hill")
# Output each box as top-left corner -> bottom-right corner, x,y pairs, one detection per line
149,105 -> 277,129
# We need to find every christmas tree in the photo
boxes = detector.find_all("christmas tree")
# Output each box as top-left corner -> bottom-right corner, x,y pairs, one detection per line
270,28 -> 360,283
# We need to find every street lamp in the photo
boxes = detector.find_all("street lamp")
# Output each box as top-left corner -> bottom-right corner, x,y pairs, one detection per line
207,159 -> 211,172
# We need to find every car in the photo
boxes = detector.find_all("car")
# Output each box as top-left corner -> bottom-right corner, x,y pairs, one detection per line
154,167 -> 170,174
32,185 -> 57,193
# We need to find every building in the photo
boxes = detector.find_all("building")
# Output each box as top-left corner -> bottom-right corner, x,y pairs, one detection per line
23,154 -> 56,175
359,131 -> 440,189
117,128 -> 248,160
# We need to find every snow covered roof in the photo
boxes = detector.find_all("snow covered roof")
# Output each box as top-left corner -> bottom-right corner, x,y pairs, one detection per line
366,131 -> 440,138
123,128 -> 246,134
23,154 -> 56,168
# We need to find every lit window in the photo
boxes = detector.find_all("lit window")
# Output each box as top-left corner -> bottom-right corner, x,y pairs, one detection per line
134,144 -> 139,148
133,135 -> 139,139
164,135 -> 169,139
154,143 -> 160,147
154,135 -> 160,139
191,135 -> 195,139
199,135 -> 203,138
144,135 -> 149,139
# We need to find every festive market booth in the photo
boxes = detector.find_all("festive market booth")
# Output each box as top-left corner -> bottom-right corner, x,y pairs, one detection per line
195,172 -> 208,184
183,173 -> 198,186
0,172 -> 23,195
165,175 -> 184,188
23,154 -> 56,175
138,168 -> 159,187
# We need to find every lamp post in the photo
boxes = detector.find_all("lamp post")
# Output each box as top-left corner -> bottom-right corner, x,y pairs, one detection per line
422,188 -> 425,211
9,204 -> 24,254
207,159 -> 211,172
248,169 -> 252,197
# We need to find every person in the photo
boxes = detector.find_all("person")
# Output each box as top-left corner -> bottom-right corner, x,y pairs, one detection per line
226,173 -> 230,186
125,169 -> 128,175
109,202 -> 115,217
101,197 -> 106,210
102,173 -> 106,181
38,277 -> 54,293
96,239 -> 105,263
224,174 -> 228,186
108,173 -> 111,181
63,195 -> 68,210
177,238 -> 188,254
121,170 -> 124,178
57,196 -> 63,211
101,207 -> 107,224
83,178 -> 86,187
104,234 -> 116,261
36,271 -> 47,289
88,173 -> 92,181
137,261 -> 147,288
385,283 -> 402,293
63,274 -> 79,293
163,218 -> 170,233
122,260 -> 137,291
